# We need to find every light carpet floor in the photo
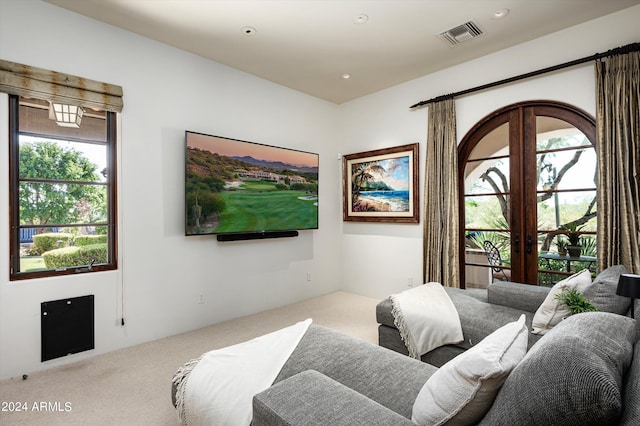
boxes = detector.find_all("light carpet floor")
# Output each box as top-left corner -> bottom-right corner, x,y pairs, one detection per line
0,291 -> 381,426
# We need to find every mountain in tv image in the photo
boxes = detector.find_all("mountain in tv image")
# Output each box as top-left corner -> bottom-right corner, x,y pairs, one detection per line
231,155 -> 318,175
185,146 -> 318,236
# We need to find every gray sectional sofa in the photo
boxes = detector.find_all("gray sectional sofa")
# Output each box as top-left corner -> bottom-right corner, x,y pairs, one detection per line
252,312 -> 638,425
376,265 -> 637,367
174,266 -> 639,425
377,282 -> 546,367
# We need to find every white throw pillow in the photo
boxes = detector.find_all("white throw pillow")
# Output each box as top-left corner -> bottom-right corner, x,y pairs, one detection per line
531,269 -> 592,335
411,314 -> 528,426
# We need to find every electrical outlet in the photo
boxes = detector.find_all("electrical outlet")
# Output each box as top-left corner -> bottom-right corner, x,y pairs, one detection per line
197,294 -> 205,304
407,276 -> 414,287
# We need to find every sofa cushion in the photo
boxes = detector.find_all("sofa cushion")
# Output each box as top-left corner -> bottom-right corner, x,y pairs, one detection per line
582,264 -> 630,315
487,280 -> 550,313
275,325 -> 437,419
253,370 -> 416,426
480,312 -> 635,426
412,315 -> 528,426
444,287 -> 541,351
456,287 -> 489,303
531,269 -> 592,335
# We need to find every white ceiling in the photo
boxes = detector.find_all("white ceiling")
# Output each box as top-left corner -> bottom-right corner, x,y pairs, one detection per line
44,0 -> 640,104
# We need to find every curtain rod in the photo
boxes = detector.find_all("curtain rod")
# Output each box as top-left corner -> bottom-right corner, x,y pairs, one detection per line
409,41 -> 640,109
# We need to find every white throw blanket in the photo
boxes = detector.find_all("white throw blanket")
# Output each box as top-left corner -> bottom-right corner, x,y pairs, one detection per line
391,282 -> 463,359
174,318 -> 312,426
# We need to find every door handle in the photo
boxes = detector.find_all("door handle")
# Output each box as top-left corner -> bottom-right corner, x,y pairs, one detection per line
513,234 -> 520,254
526,234 -> 533,255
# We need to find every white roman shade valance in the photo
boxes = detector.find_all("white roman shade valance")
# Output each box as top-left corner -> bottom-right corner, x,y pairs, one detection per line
0,60 -> 123,112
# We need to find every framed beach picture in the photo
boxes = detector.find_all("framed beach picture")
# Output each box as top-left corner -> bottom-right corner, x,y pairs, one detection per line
342,143 -> 419,223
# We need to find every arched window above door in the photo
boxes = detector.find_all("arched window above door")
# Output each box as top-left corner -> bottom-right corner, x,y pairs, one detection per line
458,101 -> 596,289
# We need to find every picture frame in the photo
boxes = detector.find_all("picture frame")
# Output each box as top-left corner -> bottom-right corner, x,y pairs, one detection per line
342,143 -> 419,223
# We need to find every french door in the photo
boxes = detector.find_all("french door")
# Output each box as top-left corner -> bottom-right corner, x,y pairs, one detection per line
459,101 -> 596,288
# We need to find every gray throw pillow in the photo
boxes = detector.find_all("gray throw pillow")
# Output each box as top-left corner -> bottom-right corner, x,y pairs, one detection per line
479,312 -> 635,426
582,265 -> 630,315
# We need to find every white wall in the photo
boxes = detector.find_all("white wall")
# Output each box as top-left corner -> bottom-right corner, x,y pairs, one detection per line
338,5 -> 640,299
0,0 -> 342,379
1,0 -> 639,380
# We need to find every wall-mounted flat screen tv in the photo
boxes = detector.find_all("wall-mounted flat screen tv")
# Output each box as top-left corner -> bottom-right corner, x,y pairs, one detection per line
185,131 -> 319,237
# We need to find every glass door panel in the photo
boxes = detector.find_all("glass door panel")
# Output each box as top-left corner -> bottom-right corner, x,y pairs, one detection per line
535,116 -> 597,286
463,122 -> 511,289
464,158 -> 511,195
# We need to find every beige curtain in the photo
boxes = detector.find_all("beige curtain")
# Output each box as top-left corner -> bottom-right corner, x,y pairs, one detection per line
423,98 -> 459,287
0,60 -> 123,112
595,50 -> 640,273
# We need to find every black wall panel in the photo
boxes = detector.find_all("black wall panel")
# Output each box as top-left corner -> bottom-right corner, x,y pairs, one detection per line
41,295 -> 94,362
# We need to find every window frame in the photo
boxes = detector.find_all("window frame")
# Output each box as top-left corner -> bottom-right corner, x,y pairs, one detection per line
458,100 -> 596,288
8,94 -> 118,280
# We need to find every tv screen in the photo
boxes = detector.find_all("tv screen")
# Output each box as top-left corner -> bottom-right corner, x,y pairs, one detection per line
185,131 -> 319,236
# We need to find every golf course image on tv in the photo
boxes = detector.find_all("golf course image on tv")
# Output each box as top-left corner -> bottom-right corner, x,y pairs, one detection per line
185,131 -> 319,236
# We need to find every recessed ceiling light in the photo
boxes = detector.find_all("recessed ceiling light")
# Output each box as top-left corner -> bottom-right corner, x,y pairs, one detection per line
353,14 -> 368,24
241,26 -> 257,36
341,73 -> 351,79
493,8 -> 509,19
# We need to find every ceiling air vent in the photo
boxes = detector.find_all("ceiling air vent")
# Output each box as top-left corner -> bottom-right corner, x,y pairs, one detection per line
440,21 -> 483,46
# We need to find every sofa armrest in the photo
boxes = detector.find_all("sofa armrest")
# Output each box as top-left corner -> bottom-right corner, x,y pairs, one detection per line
487,281 -> 550,313
252,370 -> 415,426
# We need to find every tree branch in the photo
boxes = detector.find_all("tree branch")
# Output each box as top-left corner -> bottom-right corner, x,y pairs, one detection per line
480,167 -> 510,222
